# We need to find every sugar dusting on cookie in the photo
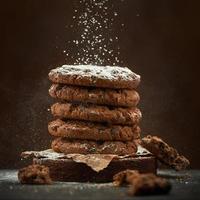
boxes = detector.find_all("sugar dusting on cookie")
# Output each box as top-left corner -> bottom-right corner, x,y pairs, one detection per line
51,65 -> 140,81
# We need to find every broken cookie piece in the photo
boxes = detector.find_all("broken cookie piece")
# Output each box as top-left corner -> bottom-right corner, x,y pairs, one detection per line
141,135 -> 190,170
113,170 -> 171,196
113,169 -> 139,186
18,164 -> 52,184
128,173 -> 171,196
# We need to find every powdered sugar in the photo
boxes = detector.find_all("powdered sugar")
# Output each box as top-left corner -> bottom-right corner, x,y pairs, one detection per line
21,146 -> 151,160
51,65 -> 140,81
21,149 -> 66,160
62,0 -> 125,65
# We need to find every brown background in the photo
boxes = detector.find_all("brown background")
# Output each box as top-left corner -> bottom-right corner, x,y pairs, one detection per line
0,0 -> 199,168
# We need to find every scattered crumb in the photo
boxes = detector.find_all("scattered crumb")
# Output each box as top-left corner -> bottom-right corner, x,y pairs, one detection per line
113,170 -> 171,196
18,164 -> 52,185
113,169 -> 139,186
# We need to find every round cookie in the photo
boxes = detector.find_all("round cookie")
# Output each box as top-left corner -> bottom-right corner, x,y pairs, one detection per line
51,138 -> 138,155
49,84 -> 140,107
48,119 -> 141,141
48,65 -> 141,89
51,102 -> 142,125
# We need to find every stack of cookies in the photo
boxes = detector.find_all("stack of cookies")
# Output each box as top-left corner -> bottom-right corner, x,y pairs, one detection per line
48,65 -> 141,156
19,65 -> 189,184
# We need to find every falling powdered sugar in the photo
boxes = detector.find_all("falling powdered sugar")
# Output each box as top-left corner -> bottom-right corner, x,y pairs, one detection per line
63,0 -> 125,65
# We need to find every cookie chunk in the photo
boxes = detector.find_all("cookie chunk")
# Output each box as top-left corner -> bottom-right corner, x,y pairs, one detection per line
51,138 -> 137,155
113,170 -> 171,196
113,169 -> 139,186
128,172 -> 171,196
51,102 -> 142,125
49,84 -> 140,107
48,65 -> 140,89
48,119 -> 140,141
18,164 -> 52,184
141,135 -> 190,170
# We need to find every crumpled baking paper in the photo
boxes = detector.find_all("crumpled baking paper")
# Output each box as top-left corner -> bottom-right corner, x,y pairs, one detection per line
21,146 -> 151,172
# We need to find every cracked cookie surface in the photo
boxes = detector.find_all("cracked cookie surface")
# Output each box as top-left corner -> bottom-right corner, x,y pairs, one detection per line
51,137 -> 137,155
48,119 -> 140,141
49,84 -> 140,107
51,102 -> 142,125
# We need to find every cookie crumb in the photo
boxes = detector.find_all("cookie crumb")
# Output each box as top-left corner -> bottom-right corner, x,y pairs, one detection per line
128,173 -> 171,196
113,169 -> 139,186
18,164 -> 52,184
113,170 -> 171,196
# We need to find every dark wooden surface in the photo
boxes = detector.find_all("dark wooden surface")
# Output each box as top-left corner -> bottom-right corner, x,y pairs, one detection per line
0,170 -> 199,200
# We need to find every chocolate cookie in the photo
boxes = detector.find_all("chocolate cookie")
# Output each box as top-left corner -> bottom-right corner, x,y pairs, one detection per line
51,102 -> 142,125
48,65 -> 140,89
51,138 -> 137,155
49,84 -> 140,107
141,135 -> 190,170
113,170 -> 171,196
48,119 -> 140,141
18,164 -> 52,184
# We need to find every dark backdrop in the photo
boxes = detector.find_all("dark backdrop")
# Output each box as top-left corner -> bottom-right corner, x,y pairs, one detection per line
0,0 -> 199,168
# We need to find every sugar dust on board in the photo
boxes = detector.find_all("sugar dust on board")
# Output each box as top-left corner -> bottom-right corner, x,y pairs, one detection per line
63,0 -> 125,66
